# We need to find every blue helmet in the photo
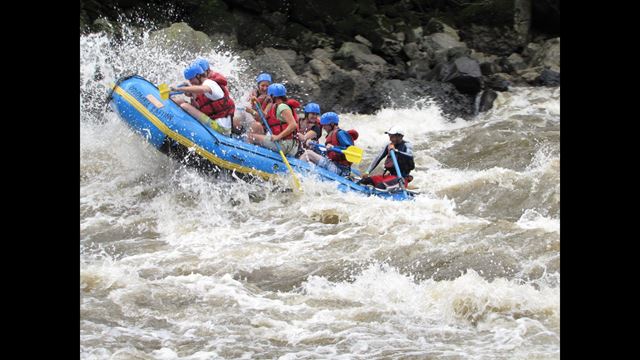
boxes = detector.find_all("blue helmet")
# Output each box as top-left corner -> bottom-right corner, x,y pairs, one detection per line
256,72 -> 272,84
304,102 -> 321,114
267,83 -> 286,97
320,112 -> 339,125
184,63 -> 205,80
194,58 -> 209,72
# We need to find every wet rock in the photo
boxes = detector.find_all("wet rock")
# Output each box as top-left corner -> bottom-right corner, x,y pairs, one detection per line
485,73 -> 511,92
434,56 -> 483,95
478,89 -> 498,112
380,37 -> 404,58
355,35 -> 373,48
480,62 -> 501,76
506,53 -> 527,71
447,46 -> 472,61
516,66 -> 545,83
530,37 -> 560,71
369,78 -> 475,119
255,48 -> 304,88
522,42 -> 542,62
422,32 -> 466,54
424,18 -> 460,41
310,47 -> 335,62
403,42 -> 422,60
149,22 -> 213,56
335,42 -> 387,68
534,68 -> 560,86
407,58 -> 432,80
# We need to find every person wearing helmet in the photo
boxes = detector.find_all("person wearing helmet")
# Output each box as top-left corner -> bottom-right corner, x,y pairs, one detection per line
359,126 -> 415,189
300,112 -> 356,177
246,83 -> 299,156
232,72 -> 273,136
170,62 -> 236,136
244,72 -> 273,120
194,57 -> 210,77
295,102 -> 323,156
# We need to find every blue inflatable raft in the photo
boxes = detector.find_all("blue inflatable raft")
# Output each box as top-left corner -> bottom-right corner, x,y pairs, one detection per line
109,75 -> 413,201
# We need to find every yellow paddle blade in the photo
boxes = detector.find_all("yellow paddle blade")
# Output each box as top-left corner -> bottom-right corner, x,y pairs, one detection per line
342,145 -> 363,164
158,83 -> 170,100
279,149 -> 302,192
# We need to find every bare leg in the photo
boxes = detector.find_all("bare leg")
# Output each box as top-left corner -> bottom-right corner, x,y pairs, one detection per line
179,103 -> 227,134
179,103 -> 209,124
300,149 -> 323,164
246,122 -> 267,144
232,115 -> 243,134
171,96 -> 186,105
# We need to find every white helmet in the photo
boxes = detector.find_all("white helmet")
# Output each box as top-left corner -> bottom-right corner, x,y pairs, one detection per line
385,126 -> 405,136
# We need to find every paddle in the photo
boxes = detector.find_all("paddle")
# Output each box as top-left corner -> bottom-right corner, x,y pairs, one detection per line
311,143 -> 364,164
254,103 -> 302,192
158,83 -> 187,100
389,149 -> 408,197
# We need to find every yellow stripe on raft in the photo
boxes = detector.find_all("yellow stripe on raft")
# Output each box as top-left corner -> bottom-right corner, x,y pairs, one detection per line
112,85 -> 274,180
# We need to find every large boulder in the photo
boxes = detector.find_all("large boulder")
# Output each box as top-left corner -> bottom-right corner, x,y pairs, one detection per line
403,42 -> 423,60
310,47 -> 335,61
313,69 -> 372,113
530,37 -> 560,72
534,68 -> 560,86
254,48 -> 305,89
506,53 -> 527,71
369,79 -> 475,119
149,23 -> 213,56
478,89 -> 498,113
407,58 -> 433,80
522,42 -> 542,62
424,18 -> 460,41
334,41 -> 387,69
431,56 -> 483,95
422,33 -> 466,54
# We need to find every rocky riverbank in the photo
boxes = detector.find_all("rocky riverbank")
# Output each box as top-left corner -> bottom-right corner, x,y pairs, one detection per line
81,0 -> 560,119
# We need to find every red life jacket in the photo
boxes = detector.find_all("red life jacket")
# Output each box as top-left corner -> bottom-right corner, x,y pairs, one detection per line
250,89 -> 270,111
265,102 -> 297,140
193,72 -> 235,120
286,99 -> 300,130
369,174 -> 412,189
325,128 -> 358,166
382,141 -> 414,176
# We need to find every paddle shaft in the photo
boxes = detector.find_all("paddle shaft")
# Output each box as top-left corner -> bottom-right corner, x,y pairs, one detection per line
254,103 -> 302,191
389,149 -> 408,196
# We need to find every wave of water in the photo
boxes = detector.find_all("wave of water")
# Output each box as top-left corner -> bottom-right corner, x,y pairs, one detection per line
81,27 -> 559,359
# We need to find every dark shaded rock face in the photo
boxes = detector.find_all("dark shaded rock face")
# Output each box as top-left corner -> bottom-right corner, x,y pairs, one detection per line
82,0 -> 559,118
370,79 -> 476,119
459,25 -> 522,56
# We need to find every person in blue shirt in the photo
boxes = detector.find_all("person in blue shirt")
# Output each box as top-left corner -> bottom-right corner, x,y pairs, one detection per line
300,112 -> 356,177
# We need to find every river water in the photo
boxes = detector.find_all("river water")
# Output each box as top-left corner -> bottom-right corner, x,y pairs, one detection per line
81,29 -> 559,359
